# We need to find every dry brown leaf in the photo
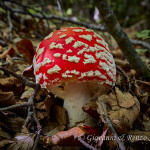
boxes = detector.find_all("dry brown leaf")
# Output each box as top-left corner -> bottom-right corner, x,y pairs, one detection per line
0,91 -> 16,108
0,76 -> 25,96
140,114 -> 150,131
112,49 -> 123,58
0,140 -> 13,148
6,127 -> 35,150
36,111 -> 47,120
96,88 -> 140,133
44,126 -> 86,146
44,125 -> 98,147
53,105 -> 67,126
20,87 -> 34,99
83,100 -> 99,120
2,113 -> 25,132
0,45 -> 2,52
116,87 -> 135,108
0,47 -> 15,59
44,95 -> 54,119
22,65 -> 34,78
16,39 -> 35,64
139,80 -> 150,94
46,125 -> 65,137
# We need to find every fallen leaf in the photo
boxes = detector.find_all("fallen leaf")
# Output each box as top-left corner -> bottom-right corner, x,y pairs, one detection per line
22,65 -> 34,77
44,95 -> 54,119
116,87 -> 135,108
83,100 -> 99,120
46,125 -> 65,137
6,127 -> 35,150
140,114 -> 150,131
2,113 -> 25,132
44,126 -> 86,146
53,105 -> 67,126
36,111 -> 47,120
0,45 -> 2,52
96,88 -> 140,133
0,140 -> 13,148
0,76 -> 25,96
20,87 -> 34,99
16,39 -> 35,64
0,47 -> 15,59
0,91 -> 16,108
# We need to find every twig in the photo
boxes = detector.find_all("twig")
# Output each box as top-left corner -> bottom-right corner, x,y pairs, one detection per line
100,101 -> 126,150
32,127 -> 42,150
24,85 -> 40,126
95,0 -> 150,79
57,0 -> 64,15
0,103 -> 29,111
78,138 -> 97,150
7,10 -> 13,40
0,66 -> 37,88
116,65 -> 131,92
130,39 -> 150,51
0,39 -> 7,46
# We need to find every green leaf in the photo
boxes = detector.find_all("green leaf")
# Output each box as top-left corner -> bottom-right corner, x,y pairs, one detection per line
136,48 -> 148,53
66,8 -> 72,15
136,30 -> 150,40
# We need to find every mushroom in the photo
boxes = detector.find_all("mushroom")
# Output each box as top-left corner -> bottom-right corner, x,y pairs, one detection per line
33,27 -> 116,128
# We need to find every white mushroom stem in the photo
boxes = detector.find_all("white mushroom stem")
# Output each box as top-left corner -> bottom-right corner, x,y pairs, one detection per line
63,82 -> 94,128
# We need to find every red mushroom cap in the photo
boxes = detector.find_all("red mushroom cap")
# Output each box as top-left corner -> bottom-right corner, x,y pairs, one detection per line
33,27 -> 116,88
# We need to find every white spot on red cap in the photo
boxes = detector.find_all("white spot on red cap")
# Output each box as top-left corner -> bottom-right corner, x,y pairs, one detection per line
43,73 -> 48,80
79,34 -> 93,41
57,32 -> 61,35
50,42 -> 63,49
44,32 -> 53,40
66,49 -> 73,53
70,70 -> 80,75
62,73 -> 73,78
73,29 -> 83,32
62,54 -> 67,60
34,62 -> 42,72
42,58 -> 52,66
61,28 -> 67,31
68,55 -> 80,63
36,73 -> 43,83
36,47 -> 44,59
73,41 -> 88,49
94,70 -> 102,77
59,34 -> 67,39
83,53 -> 96,64
54,53 -> 61,57
99,61 -> 109,71
47,65 -> 61,74
87,71 -> 94,77
96,39 -> 105,45
65,37 -> 75,44
36,43 -> 41,52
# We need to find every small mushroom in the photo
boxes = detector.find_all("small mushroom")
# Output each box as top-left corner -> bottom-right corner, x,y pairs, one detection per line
33,27 -> 116,128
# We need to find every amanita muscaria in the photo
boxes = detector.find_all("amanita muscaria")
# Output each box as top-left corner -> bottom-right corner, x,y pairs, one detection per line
33,27 -> 116,128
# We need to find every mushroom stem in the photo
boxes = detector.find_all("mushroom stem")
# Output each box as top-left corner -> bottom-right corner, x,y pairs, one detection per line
63,82 -> 95,128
